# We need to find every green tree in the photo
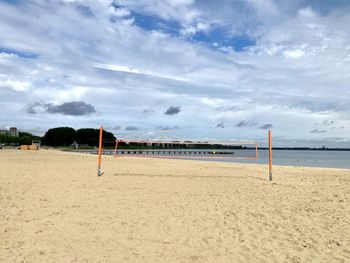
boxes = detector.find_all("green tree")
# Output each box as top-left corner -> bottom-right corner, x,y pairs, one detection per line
0,134 -> 5,143
19,135 -> 32,145
44,127 -> 76,146
0,134 -> 19,144
76,128 -> 115,147
19,132 -> 34,139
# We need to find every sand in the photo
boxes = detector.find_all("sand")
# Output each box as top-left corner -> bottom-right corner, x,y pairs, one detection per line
0,149 -> 350,262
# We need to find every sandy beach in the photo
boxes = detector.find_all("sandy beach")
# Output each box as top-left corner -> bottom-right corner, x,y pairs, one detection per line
0,149 -> 349,262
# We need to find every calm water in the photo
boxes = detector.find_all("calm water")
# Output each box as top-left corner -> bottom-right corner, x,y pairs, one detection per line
216,150 -> 350,169
79,149 -> 350,169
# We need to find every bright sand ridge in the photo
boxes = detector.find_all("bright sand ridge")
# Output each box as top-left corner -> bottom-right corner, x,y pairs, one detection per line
0,150 -> 350,262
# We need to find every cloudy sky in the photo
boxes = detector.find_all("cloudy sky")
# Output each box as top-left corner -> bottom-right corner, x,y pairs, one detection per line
1,0 -> 350,147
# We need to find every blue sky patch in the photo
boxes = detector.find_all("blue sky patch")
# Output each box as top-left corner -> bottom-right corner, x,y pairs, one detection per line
0,47 -> 39,59
130,11 -> 181,36
129,11 -> 255,52
76,5 -> 94,18
192,29 -> 255,52
2,0 -> 22,4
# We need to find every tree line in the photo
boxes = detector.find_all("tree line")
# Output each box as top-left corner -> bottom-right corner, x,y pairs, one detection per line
0,127 -> 116,147
43,127 -> 115,147
0,132 -> 40,146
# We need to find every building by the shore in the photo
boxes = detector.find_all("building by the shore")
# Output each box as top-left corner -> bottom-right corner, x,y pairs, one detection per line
0,127 -> 19,137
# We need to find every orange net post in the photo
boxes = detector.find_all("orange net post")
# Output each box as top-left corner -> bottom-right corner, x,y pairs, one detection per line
97,126 -> 103,177
114,140 -> 119,159
268,130 -> 273,181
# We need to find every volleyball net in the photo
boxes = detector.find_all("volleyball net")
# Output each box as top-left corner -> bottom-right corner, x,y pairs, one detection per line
96,127 -> 273,181
113,139 -> 259,160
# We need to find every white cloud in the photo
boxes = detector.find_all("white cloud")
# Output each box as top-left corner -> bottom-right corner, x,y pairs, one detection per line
120,0 -> 199,23
298,6 -> 316,18
95,64 -> 189,82
283,49 -> 306,59
113,7 -> 130,17
179,21 -> 211,36
1,79 -> 30,92
246,0 -> 278,16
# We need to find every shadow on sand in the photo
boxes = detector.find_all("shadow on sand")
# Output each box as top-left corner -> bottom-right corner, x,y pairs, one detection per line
113,173 -> 267,182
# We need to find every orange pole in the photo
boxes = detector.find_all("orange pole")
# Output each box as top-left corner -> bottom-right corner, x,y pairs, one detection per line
114,140 -> 119,158
97,126 -> 103,177
268,130 -> 272,181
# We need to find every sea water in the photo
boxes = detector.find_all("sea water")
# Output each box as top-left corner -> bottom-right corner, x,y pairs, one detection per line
218,150 -> 350,169
81,149 -> 350,169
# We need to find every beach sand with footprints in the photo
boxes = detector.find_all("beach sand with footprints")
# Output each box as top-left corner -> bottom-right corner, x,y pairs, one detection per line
1,149 -> 349,262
